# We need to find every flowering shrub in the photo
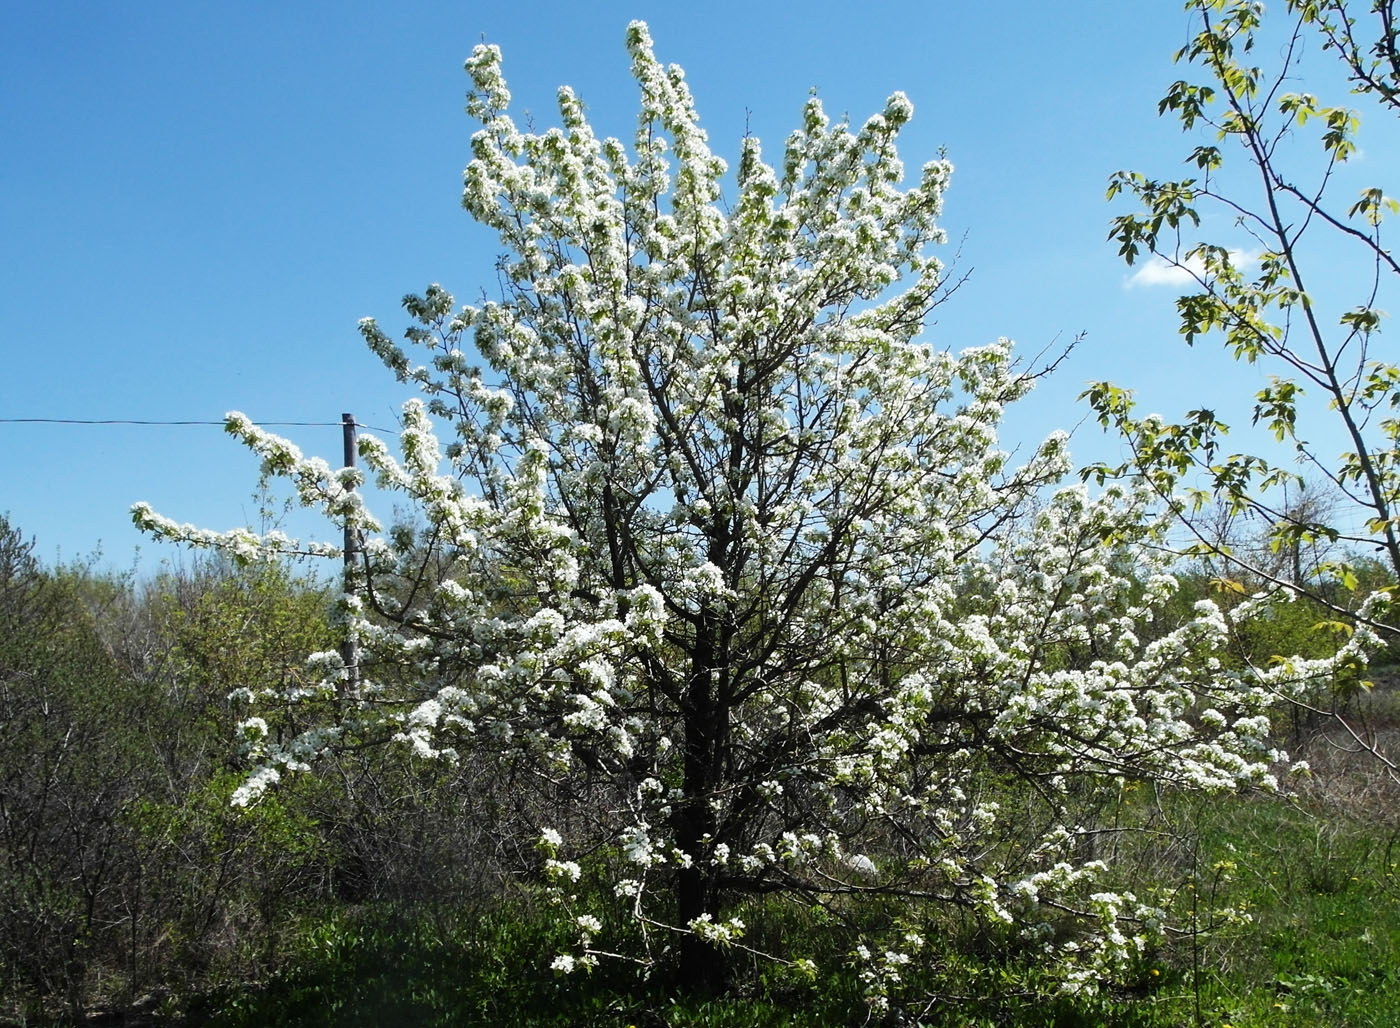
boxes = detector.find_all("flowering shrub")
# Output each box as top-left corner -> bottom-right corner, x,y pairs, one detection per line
136,21 -> 1310,1002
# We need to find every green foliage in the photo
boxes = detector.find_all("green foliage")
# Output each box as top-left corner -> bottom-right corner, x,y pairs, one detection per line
0,518 -> 343,1024
0,518 -> 137,1017
1093,0 -> 1400,649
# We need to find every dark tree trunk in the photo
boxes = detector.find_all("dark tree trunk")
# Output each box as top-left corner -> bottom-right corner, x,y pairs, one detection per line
671,612 -> 728,993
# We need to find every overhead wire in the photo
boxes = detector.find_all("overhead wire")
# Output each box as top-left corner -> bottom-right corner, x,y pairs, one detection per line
0,417 -> 399,433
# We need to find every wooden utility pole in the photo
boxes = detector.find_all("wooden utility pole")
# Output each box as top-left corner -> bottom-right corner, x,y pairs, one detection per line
341,412 -> 361,697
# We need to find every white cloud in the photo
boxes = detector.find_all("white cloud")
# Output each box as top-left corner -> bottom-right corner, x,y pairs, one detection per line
1125,249 -> 1256,289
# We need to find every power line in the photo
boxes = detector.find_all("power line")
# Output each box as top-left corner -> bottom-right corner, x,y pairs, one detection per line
0,417 -> 398,432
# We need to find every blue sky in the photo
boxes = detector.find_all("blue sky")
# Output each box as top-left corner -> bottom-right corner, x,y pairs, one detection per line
0,1 -> 1352,567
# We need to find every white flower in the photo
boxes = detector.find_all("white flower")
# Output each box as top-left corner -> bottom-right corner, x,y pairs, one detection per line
237,716 -> 269,740
550,954 -> 576,974
544,859 -> 582,883
230,765 -> 280,807
844,853 -> 878,878
688,913 -> 746,944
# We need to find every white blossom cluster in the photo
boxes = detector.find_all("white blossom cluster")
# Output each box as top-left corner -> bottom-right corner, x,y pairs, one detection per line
129,21 -> 1362,1005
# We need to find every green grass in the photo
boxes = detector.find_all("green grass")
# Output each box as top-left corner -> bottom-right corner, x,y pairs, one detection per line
1154,788 -> 1400,1027
28,783 -> 1396,1028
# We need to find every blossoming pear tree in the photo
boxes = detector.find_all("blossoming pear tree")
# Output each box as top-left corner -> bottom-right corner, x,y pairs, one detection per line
137,21 -> 1293,1000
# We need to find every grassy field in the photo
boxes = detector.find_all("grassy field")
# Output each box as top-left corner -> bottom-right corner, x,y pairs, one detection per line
143,755 -> 1399,1028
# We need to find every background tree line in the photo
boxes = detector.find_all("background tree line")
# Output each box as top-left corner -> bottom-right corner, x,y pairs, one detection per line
0,515 -> 565,1023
